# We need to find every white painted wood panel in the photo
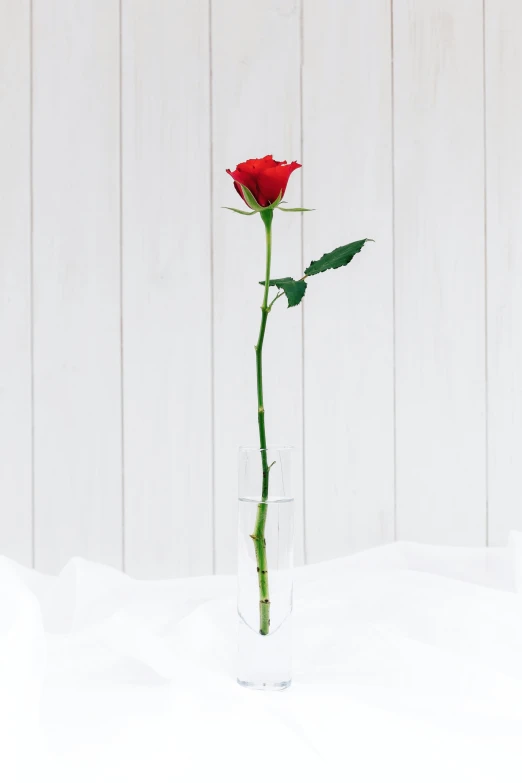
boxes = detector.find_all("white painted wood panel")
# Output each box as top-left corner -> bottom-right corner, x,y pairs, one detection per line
3,0 -> 522,574
212,0 -> 304,573
122,0 -> 213,578
302,0 -> 395,563
394,0 -> 487,545
0,0 -> 32,566
32,0 -> 122,572
486,0 -> 522,545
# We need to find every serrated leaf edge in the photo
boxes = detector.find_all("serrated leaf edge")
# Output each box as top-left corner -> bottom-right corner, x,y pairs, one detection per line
304,238 -> 373,277
258,276 -> 307,308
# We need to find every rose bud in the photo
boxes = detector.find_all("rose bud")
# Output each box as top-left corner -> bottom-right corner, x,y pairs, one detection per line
226,155 -> 301,209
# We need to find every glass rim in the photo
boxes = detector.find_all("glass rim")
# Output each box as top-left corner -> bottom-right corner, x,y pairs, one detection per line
239,444 -> 296,453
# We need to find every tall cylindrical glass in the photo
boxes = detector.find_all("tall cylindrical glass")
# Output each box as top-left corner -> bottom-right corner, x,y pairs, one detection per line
237,445 -> 294,691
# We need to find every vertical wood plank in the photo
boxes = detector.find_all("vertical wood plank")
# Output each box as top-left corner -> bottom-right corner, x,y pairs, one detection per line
302,0 -> 395,563
0,0 -> 32,566
212,0 -> 304,573
33,0 -> 122,572
394,0 -> 486,545
122,0 -> 213,578
486,1 -> 522,545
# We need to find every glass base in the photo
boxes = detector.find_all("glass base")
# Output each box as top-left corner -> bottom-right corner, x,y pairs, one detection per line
237,616 -> 292,689
237,446 -> 294,691
237,678 -> 291,691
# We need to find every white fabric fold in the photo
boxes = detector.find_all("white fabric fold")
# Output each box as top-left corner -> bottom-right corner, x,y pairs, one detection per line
1,540 -> 522,782
509,530 -> 522,594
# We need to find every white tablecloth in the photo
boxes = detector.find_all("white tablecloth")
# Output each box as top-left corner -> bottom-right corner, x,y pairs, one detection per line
2,538 -> 522,783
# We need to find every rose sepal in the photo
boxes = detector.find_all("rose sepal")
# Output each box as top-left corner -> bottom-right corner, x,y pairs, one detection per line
240,185 -> 283,212
278,206 -> 315,212
222,206 -> 257,216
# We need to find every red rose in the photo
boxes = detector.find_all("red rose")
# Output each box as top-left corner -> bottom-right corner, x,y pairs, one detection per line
226,155 -> 301,208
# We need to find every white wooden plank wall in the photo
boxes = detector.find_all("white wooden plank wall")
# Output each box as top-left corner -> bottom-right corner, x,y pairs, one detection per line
32,0 -> 122,571
485,0 -> 522,546
0,0 -> 521,576
122,0 -> 213,578
212,0 -> 304,573
393,0 -> 487,545
0,0 -> 32,566
303,0 -> 395,563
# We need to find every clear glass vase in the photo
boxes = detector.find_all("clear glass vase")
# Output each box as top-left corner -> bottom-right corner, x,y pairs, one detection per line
237,445 -> 294,691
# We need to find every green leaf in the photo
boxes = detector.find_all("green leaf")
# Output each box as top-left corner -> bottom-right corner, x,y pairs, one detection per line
222,206 -> 256,216
278,207 -> 314,212
304,238 -> 373,277
259,276 -> 307,308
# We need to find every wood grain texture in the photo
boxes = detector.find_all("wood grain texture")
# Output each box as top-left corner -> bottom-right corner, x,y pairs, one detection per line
122,0 -> 213,578
212,0 -> 304,573
3,0 -> 521,573
394,0 -> 487,544
302,0 -> 395,563
32,0 -> 122,572
485,1 -> 522,545
0,0 -> 32,566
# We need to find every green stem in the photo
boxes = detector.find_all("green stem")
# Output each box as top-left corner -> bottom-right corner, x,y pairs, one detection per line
252,208 -> 273,635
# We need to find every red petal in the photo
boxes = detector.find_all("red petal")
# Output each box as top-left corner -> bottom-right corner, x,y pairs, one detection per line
226,168 -> 260,204
256,161 -> 301,204
233,182 -> 245,202
237,155 -> 283,174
